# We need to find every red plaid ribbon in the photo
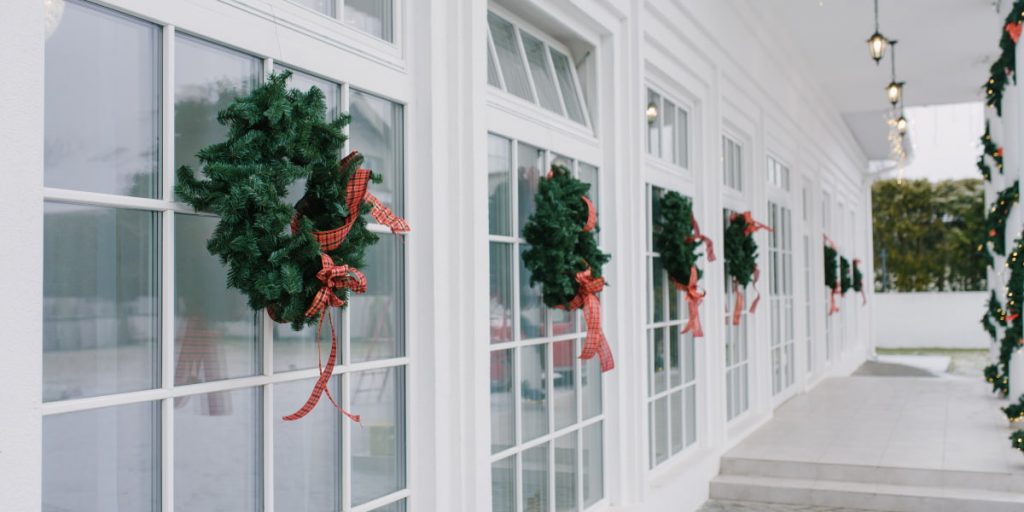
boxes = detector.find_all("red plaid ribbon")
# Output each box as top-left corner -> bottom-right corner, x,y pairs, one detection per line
1008,22 -> 1022,44
685,216 -> 716,262
731,279 -> 744,326
749,265 -> 762,314
581,195 -> 597,232
829,285 -> 841,315
675,266 -> 705,338
305,253 -> 367,317
823,233 -> 837,249
282,310 -> 360,422
564,268 -> 614,371
730,211 -> 773,237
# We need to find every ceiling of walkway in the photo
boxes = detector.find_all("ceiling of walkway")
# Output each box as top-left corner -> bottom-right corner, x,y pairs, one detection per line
748,0 -> 1005,159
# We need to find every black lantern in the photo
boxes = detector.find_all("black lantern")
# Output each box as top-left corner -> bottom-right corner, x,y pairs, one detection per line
896,114 -> 908,135
867,0 -> 888,64
885,41 -> 903,106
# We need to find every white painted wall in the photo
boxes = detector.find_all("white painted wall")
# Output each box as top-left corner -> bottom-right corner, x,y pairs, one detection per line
872,292 -> 988,349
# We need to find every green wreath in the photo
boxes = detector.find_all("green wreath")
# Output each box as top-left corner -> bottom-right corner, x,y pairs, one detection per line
175,72 -> 397,330
723,212 -> 762,287
840,256 -> 852,295
654,191 -> 709,286
824,244 -> 839,290
852,259 -> 864,294
985,1 -> 1024,116
986,181 -> 1019,256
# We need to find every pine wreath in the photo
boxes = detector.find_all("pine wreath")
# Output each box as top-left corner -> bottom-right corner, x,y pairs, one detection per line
985,1 -> 1024,116
522,164 -> 614,371
852,258 -> 866,305
723,211 -> 771,324
839,256 -> 852,295
986,181 -> 1019,256
653,191 -> 715,337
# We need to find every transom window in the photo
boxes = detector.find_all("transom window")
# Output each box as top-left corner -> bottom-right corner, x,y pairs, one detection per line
767,156 -> 790,191
287,0 -> 394,42
487,134 -> 604,511
768,201 -> 795,395
645,88 -> 690,169
646,186 -> 698,468
42,2 -> 408,511
722,136 -> 743,191
486,11 -> 591,127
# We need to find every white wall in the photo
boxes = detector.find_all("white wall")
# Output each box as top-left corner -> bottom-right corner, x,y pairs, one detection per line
872,292 -> 988,349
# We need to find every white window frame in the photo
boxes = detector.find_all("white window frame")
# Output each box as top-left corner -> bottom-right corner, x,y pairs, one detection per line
720,125 -> 751,423
644,86 -> 691,171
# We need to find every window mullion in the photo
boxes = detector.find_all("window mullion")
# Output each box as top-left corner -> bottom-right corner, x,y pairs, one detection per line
488,31 -> 507,91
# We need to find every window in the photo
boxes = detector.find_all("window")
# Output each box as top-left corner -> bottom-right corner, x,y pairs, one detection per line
767,156 -> 790,191
724,208 -> 749,420
487,134 -> 604,511
645,88 -> 689,168
42,3 -> 408,510
722,136 -> 742,191
288,0 -> 394,42
802,183 -> 813,373
768,202 -> 794,395
486,11 -> 591,127
646,186 -> 698,468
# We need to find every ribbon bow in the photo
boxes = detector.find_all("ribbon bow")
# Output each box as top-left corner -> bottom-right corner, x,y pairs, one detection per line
1008,22 -> 1022,44
304,253 -> 367,318
564,268 -> 614,372
675,266 -> 706,337
685,216 -> 716,262
731,211 -> 773,237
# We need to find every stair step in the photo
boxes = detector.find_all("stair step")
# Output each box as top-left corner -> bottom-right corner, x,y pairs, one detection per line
719,456 -> 1024,494
710,474 -> 1024,512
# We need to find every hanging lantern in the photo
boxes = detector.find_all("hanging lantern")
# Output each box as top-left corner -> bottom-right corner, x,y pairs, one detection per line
886,81 -> 904,105
896,114 -> 908,135
646,102 -> 658,124
866,0 -> 888,64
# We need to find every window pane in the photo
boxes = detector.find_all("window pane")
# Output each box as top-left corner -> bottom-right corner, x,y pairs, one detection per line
492,456 -> 516,512
553,339 -> 577,430
174,214 -> 259,384
344,0 -> 393,42
555,433 -> 577,512
686,386 -> 697,445
521,344 -> 549,441
670,328 -> 681,388
488,13 -> 533,102
647,90 -> 661,156
45,1 -> 159,197
371,500 -> 407,512
273,309 -> 342,373
351,366 -> 406,505
662,99 -> 676,163
652,328 -> 666,393
174,35 -> 261,182
651,257 -> 665,323
519,244 -> 547,339
582,423 -> 603,507
651,397 -> 668,466
274,377 -> 342,512
551,49 -> 586,124
175,388 -> 262,511
520,31 -> 562,114
291,0 -> 335,16
490,242 -> 514,343
582,356 -> 602,419
491,349 -> 515,453
522,443 -> 550,512
677,109 -> 689,167
488,134 -> 513,236
44,203 -> 159,401
281,67 -> 342,206
670,390 -> 683,454
350,89 -> 404,215
488,44 -> 502,87
517,142 -> 545,236
43,402 -> 159,512
351,234 -> 403,362
579,163 -> 599,211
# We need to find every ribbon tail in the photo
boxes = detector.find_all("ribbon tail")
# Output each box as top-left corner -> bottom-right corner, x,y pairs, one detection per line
704,237 -> 717,263
749,265 -> 761,314
682,294 -> 704,338
366,192 -> 410,233
860,289 -> 867,306
577,295 -> 614,372
829,287 -> 840,315
283,312 -> 360,422
732,280 -> 744,326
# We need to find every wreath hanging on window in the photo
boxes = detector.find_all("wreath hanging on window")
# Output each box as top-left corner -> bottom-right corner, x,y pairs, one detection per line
839,256 -> 852,296
852,258 -> 866,305
653,191 -> 716,337
175,72 -> 410,421
723,211 -> 771,325
522,164 -> 614,371
986,181 -> 1019,256
823,237 -> 840,315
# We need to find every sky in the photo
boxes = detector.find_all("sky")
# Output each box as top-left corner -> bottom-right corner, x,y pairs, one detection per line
881,101 -> 985,182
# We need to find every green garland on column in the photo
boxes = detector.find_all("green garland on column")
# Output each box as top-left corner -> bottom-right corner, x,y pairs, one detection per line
993,233 -> 1024,396
852,260 -> 865,294
840,256 -> 852,295
984,290 -> 1008,341
1003,394 -> 1024,423
985,1 -> 1024,116
986,181 -> 1019,256
1011,430 -> 1024,453
981,122 -> 1004,177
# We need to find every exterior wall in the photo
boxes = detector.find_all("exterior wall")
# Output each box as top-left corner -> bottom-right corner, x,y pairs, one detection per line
872,292 -> 988,349
0,1 -> 875,511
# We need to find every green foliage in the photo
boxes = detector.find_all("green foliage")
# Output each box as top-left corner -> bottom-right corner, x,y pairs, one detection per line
852,260 -> 864,293
983,290 -> 1007,342
724,214 -> 759,287
992,234 -> 1024,395
824,244 -> 838,290
653,191 -> 705,286
985,2 -> 1024,115
840,256 -> 852,294
1003,394 -> 1024,423
522,164 -> 610,308
985,363 -> 1007,395
1011,429 -> 1024,453
175,71 -> 379,330
872,178 -> 987,291
986,181 -> 1019,256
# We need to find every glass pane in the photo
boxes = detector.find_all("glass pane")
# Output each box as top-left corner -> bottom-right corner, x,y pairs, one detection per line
350,366 -> 406,506
371,500 -> 407,512
662,99 -> 676,163
520,244 -> 547,339
670,328 -> 681,388
520,31 -> 562,114
281,67 -> 342,206
45,1 -> 159,197
555,433 -> 578,512
273,309 -> 342,373
274,377 -> 342,512
653,328 -> 666,393
651,257 -> 665,323
351,234 -> 403,362
677,108 -> 689,167
174,34 -> 261,183
647,90 -> 661,157
291,0 -> 335,16
551,49 -> 585,124
582,356 -> 602,419
521,344 -> 549,441
350,89 -> 403,215
344,0 -> 393,42
553,339 -> 577,430
488,13 -> 533,102
522,443 -> 550,512
579,163 -> 599,210
582,423 -> 603,507
490,242 -> 514,343
44,203 -> 158,402
175,388 -> 261,511
488,44 -> 502,87
492,456 -> 516,512
43,402 -> 159,512
668,278 -> 680,320
174,214 -> 259,384
652,397 -> 668,465
491,349 -> 515,453
686,385 -> 697,446
488,134 -> 513,236
684,332 -> 696,383
670,390 -> 683,454
517,142 -> 545,236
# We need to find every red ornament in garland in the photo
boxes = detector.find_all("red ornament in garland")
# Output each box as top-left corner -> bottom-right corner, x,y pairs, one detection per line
1008,22 -> 1023,44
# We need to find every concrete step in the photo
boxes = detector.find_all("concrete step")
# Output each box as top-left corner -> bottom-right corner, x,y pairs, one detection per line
709,474 -> 1024,512
719,456 -> 1024,494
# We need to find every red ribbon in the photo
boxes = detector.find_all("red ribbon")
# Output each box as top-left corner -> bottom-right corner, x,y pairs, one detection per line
1008,22 -> 1022,44
675,266 -> 705,337
730,211 -> 773,237
731,279 -> 744,326
749,265 -> 762,314
685,216 -> 716,262
564,268 -> 614,372
581,195 -> 597,232
996,147 -> 1006,158
281,310 -> 360,423
823,233 -> 837,249
304,253 -> 367,318
829,285 -> 841,315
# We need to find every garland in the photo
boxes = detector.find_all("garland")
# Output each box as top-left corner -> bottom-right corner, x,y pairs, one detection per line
823,237 -> 841,314
653,191 -> 715,337
985,1 -> 1024,116
176,72 -> 409,421
1012,430 -> 1024,454
980,122 -> 1004,179
840,256 -> 852,295
985,364 -> 1006,395
994,233 -> 1024,396
983,290 -> 1008,341
986,181 -> 1019,256
1003,394 -> 1024,423
522,164 -> 614,371
852,258 -> 866,305
723,211 -> 771,325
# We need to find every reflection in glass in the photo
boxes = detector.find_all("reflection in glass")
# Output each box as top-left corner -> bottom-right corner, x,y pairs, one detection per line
552,339 -> 577,430
43,402 -> 159,512
662,99 -> 676,163
520,31 -> 562,114
519,245 -> 547,339
345,0 -> 393,42
350,89 -> 403,214
490,349 -> 515,453
520,344 -> 548,442
370,499 -> 407,512
44,203 -> 158,401
488,134 -> 513,236
652,328 -> 666,394
652,257 -> 665,323
582,356 -> 602,419
652,396 -> 668,466
582,423 -> 603,507
647,90 -> 661,156
671,390 -> 683,454
488,13 -> 533,102
670,328 -> 681,388
351,235 -> 403,362
45,0 -> 160,197
273,309 -> 342,373
175,214 -> 259,385
551,49 -> 586,124
490,243 -> 513,343
274,378 -> 342,512
517,142 -> 545,236
492,456 -> 516,512
554,433 -> 577,512
175,388 -> 262,512
350,366 -> 406,505
522,443 -> 549,512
